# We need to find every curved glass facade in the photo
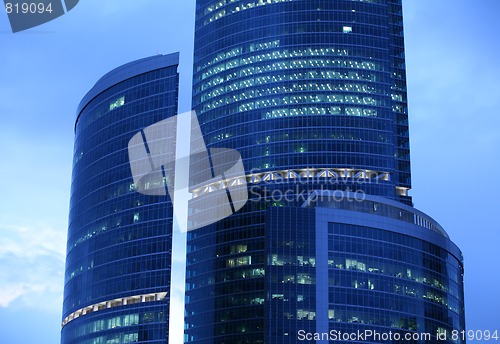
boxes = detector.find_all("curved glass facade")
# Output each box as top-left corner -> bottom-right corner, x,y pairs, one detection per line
61,54 -> 179,344
267,197 -> 465,344
187,1 -> 465,344
193,0 -> 411,203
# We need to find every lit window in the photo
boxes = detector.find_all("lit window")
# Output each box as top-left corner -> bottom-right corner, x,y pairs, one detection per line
236,256 -> 251,266
297,309 -> 316,320
109,96 -> 125,111
227,255 -> 252,267
343,26 -> 353,33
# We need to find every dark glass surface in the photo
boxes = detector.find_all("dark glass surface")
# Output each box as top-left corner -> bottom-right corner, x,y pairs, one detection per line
188,1 -> 413,343
192,0 -> 411,203
265,206 -> 465,344
61,56 -> 179,344
187,1 -> 463,344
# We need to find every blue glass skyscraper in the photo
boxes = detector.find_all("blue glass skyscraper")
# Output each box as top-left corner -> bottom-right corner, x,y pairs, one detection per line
61,53 -> 179,344
192,0 -> 411,204
186,1 -> 465,343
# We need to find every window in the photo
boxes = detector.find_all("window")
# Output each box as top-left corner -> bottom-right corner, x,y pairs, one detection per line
227,255 -> 251,267
109,96 -> 125,111
343,26 -> 353,33
230,244 -> 247,254
297,309 -> 316,320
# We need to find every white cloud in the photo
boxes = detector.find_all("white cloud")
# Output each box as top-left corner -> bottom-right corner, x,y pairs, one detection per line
0,285 -> 25,308
0,224 -> 66,311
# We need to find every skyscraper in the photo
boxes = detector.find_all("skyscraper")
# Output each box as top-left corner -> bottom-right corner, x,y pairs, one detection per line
61,53 -> 179,344
186,1 -> 465,343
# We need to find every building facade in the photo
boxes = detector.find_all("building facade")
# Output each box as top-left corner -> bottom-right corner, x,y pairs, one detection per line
266,193 -> 465,344
187,1 -> 465,343
192,0 -> 411,205
61,54 -> 179,344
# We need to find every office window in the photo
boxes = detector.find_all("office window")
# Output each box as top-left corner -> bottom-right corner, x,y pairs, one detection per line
343,26 -> 353,33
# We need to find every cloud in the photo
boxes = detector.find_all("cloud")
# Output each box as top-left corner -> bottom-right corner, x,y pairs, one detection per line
0,224 -> 66,311
0,285 -> 25,308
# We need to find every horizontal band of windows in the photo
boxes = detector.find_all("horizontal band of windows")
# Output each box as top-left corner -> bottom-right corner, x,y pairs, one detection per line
62,310 -> 167,342
202,0 -> 293,26
65,248 -> 169,281
197,43 -> 372,74
190,167 -> 390,198
197,40 -> 275,72
196,70 -> 383,95
201,88 -> 391,111
201,99 -> 381,117
200,0 -> 385,27
62,292 -> 167,328
324,307 -> 454,330
195,40 -> 392,77
328,283 -> 460,312
67,211 -> 170,250
201,93 -> 384,114
269,290 -> 458,322
328,308 -> 417,330
200,58 -> 384,82
71,332 -> 139,344
332,223 -> 459,264
262,106 -> 378,118
207,129 -> 391,145
335,256 -> 449,292
186,268 -> 265,290
200,81 -> 386,102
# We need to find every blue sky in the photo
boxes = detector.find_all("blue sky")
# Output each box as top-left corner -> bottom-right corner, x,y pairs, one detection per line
0,1 -> 498,343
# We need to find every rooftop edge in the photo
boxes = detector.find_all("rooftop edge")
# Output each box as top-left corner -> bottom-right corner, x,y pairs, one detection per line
75,52 -> 180,130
